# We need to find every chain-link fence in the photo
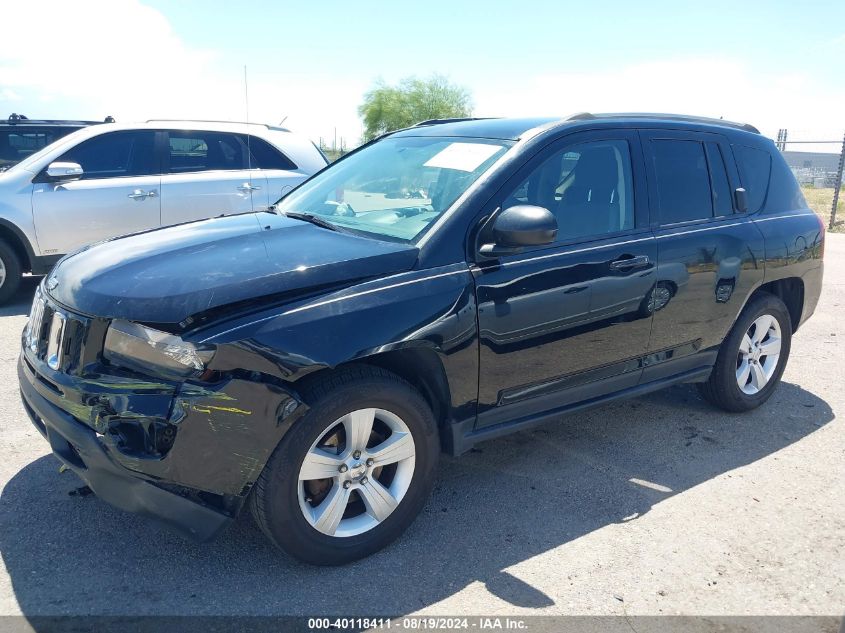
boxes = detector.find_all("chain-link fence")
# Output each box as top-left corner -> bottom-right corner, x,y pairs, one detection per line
774,129 -> 845,231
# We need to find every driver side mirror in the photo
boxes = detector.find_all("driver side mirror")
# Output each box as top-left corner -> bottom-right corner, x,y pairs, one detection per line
479,205 -> 558,256
45,162 -> 84,181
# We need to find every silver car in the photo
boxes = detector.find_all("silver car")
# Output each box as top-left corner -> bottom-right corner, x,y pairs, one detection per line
0,119 -> 327,303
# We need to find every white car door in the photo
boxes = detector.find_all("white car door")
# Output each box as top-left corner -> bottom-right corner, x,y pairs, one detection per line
31,130 -> 161,255
159,130 -> 260,226
244,135 -> 309,208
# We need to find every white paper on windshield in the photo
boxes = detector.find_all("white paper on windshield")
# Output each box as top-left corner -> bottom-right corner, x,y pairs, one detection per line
423,142 -> 502,172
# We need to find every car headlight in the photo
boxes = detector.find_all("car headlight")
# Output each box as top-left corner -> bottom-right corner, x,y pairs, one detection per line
103,320 -> 215,378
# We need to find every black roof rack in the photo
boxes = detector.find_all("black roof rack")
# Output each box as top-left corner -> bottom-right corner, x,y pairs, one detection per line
414,117 -> 496,127
565,112 -> 760,134
6,113 -> 112,126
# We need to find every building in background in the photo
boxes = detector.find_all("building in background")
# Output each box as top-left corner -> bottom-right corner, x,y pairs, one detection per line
782,151 -> 843,186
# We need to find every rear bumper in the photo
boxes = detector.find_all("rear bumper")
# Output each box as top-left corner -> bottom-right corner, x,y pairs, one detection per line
18,355 -> 231,542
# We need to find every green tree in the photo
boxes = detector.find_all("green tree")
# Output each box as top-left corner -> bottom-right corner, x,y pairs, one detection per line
358,74 -> 473,141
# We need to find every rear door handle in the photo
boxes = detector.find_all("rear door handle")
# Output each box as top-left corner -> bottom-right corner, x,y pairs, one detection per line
610,254 -> 650,271
237,182 -> 261,193
128,189 -> 157,200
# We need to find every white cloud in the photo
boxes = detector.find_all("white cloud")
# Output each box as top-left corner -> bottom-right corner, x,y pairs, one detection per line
0,88 -> 22,102
473,58 -> 844,152
0,0 -> 363,143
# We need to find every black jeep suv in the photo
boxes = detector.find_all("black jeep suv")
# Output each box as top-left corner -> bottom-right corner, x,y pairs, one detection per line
0,113 -> 111,170
19,113 -> 824,565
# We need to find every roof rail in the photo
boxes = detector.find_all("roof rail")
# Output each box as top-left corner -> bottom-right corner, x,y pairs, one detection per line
6,113 -> 107,126
564,112 -> 760,134
414,117 -> 495,127
145,119 -> 288,130
564,112 -> 596,121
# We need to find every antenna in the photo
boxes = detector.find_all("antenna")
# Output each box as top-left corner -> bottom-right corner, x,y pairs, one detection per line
244,65 -> 251,171
279,115 -> 288,126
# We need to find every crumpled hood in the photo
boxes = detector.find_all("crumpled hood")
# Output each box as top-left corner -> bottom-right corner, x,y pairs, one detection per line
47,212 -> 419,324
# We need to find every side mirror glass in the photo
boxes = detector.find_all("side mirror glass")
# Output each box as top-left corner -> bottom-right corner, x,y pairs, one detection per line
479,205 -> 558,256
734,187 -> 748,213
46,162 -> 83,181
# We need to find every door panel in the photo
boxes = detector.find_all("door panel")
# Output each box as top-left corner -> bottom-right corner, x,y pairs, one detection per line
472,130 -> 657,428
160,170 -> 257,225
474,233 -> 658,427
31,130 -> 160,255
639,130 -> 765,380
32,176 -> 161,254
160,130 -> 259,226
646,220 -> 764,375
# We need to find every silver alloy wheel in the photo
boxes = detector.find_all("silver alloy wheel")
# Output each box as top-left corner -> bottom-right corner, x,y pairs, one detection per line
297,408 -> 416,537
736,313 -> 782,395
648,285 -> 672,312
0,258 -> 5,287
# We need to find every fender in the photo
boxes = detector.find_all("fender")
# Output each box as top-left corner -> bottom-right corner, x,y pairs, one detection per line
196,263 -> 480,426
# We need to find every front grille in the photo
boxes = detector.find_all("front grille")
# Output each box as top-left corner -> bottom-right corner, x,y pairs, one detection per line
24,288 -> 95,375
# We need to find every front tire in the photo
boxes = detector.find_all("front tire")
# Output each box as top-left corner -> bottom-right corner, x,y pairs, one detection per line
0,239 -> 22,305
251,366 -> 439,565
699,292 -> 792,412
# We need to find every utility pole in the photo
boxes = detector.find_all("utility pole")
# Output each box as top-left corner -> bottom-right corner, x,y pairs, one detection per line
830,131 -> 845,230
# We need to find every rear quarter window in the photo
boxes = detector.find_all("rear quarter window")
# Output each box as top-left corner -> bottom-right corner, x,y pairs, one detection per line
243,135 -> 297,170
733,145 -> 771,213
765,150 -> 808,213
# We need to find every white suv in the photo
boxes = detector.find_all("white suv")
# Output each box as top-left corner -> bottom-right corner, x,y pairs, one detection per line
0,120 -> 327,302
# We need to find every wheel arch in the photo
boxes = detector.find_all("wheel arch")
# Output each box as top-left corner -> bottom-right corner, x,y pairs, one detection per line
750,277 -> 804,334
293,346 -> 453,451
0,219 -> 35,272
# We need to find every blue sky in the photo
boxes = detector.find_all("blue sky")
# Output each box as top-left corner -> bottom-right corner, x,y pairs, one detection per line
2,0 -> 844,148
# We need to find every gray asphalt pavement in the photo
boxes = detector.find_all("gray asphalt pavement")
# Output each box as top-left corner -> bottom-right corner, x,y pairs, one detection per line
0,236 -> 842,619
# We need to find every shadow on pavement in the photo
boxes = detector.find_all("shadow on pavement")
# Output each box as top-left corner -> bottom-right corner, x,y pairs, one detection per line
0,380 -> 833,616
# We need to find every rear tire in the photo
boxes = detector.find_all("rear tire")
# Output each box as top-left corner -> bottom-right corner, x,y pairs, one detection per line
698,292 -> 792,412
251,365 -> 439,565
0,240 -> 22,305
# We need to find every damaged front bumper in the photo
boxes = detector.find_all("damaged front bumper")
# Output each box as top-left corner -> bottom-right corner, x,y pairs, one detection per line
18,348 -> 304,541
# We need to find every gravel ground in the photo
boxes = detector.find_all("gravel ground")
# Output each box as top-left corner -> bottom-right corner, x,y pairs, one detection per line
0,236 -> 842,620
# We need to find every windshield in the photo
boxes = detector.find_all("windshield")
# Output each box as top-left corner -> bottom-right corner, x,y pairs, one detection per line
276,136 -> 513,242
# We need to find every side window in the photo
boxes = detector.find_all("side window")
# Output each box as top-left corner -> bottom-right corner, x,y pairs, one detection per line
242,135 -> 297,170
733,145 -> 772,213
705,142 -> 733,216
650,139 -> 712,224
504,139 -> 635,243
167,131 -> 246,173
58,131 -> 157,179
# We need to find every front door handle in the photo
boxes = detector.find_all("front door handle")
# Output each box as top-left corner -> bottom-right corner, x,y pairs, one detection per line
237,182 -> 261,193
128,189 -> 157,200
610,254 -> 650,271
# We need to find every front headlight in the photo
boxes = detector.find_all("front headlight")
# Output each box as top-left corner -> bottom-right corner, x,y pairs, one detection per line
103,320 -> 215,378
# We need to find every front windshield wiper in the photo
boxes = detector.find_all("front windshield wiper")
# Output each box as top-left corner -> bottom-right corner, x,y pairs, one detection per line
280,210 -> 341,232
